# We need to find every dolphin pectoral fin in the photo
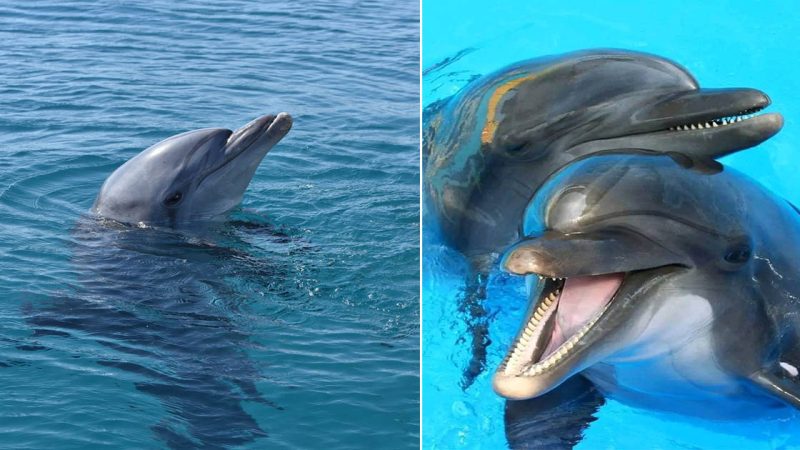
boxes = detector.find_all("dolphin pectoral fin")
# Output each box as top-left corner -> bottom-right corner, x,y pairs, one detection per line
505,375 -> 604,449
750,369 -> 800,409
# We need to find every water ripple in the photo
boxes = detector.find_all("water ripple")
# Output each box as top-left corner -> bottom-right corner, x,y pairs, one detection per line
0,1 -> 418,449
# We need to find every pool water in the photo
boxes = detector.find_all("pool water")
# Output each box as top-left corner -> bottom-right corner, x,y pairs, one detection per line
422,1 -> 800,448
0,2 -> 419,449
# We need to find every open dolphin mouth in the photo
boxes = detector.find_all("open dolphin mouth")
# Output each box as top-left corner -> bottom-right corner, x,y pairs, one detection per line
494,272 -> 627,399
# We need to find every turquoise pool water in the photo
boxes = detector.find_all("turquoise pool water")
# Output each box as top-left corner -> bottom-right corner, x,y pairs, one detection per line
0,2 -> 419,449
423,1 -> 800,448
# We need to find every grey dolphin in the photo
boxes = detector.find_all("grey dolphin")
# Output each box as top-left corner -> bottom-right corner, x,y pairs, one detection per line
494,153 -> 800,418
422,49 -> 784,388
424,49 -> 782,262
93,113 -> 293,226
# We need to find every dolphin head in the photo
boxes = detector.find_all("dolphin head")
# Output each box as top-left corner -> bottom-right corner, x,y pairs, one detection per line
484,50 -> 782,160
92,113 -> 293,226
492,153 -> 799,405
425,50 -> 783,257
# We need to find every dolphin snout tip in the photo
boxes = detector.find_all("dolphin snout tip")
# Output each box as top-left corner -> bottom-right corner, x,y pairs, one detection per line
492,373 -> 543,400
503,246 -> 548,276
271,112 -> 293,134
767,111 -> 784,131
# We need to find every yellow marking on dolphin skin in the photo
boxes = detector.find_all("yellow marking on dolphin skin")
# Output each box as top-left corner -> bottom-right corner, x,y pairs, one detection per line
480,74 -> 538,145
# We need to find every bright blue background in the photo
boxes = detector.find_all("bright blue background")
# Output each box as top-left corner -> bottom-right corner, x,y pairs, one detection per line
423,1 -> 800,449
0,1 -> 419,449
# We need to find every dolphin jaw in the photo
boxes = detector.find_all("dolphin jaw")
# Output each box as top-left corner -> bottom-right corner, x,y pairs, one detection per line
493,272 -> 625,399
223,112 -> 293,160
662,105 -> 769,132
567,96 -> 782,161
191,112 -> 293,219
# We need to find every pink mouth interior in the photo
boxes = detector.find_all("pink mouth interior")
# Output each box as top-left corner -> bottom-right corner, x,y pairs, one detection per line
540,273 -> 624,359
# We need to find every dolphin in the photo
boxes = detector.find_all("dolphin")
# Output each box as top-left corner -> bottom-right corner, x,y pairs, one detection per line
93,113 -> 293,226
422,49 -> 783,387
18,114 -> 296,447
424,49 -> 782,262
493,153 -> 800,420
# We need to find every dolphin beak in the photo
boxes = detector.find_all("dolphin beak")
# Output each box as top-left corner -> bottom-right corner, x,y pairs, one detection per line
224,112 -> 293,159
501,229 -> 688,278
267,112 -> 294,139
570,88 -> 783,161
635,88 -> 770,126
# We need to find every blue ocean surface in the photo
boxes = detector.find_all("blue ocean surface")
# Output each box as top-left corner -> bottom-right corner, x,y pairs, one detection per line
0,2 -> 419,449
423,1 -> 800,449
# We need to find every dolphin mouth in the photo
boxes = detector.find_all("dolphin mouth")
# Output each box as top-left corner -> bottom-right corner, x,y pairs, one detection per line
198,112 -> 293,184
569,89 -> 783,158
639,88 -> 778,136
224,112 -> 293,160
663,106 -> 767,131
493,271 -> 627,399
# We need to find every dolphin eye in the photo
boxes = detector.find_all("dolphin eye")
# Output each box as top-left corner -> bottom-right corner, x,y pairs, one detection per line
164,192 -> 183,207
724,243 -> 752,264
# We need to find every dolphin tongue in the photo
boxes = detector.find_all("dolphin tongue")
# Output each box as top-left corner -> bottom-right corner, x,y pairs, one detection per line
541,273 -> 624,359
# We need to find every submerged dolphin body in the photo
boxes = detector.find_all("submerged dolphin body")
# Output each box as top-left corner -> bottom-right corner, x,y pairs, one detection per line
496,154 -> 800,417
93,113 -> 292,226
25,219 -> 291,448
21,115 -> 297,447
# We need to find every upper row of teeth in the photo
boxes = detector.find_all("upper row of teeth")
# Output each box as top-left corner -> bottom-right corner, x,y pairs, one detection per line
501,289 -> 559,375
668,113 -> 756,131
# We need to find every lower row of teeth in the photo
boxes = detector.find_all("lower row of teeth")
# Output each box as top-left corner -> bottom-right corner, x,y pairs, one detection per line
668,113 -> 756,131
523,312 -> 601,376
501,285 -> 614,377
501,289 -> 558,375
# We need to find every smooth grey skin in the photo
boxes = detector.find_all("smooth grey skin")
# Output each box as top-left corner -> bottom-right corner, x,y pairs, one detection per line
494,153 -> 800,417
93,113 -> 293,227
424,49 -> 783,263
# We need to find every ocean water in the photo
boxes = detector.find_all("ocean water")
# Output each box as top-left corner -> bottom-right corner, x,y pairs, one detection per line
422,1 -> 800,449
0,2 -> 419,449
